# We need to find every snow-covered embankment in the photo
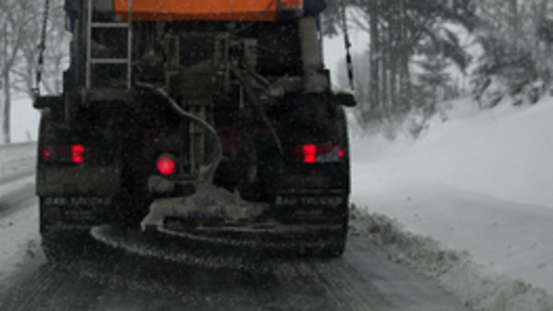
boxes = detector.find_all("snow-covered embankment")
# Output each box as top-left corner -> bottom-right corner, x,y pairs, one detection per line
350,97 -> 553,310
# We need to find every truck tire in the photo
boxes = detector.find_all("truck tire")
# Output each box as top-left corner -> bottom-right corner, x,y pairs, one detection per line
40,201 -> 93,262
321,106 -> 349,258
321,239 -> 346,258
319,221 -> 348,258
39,200 -> 100,262
296,105 -> 349,258
41,235 -> 67,262
39,200 -> 106,263
41,229 -> 90,262
37,113 -> 93,262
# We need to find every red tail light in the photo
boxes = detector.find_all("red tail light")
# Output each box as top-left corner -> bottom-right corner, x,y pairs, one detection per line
44,144 -> 88,163
157,155 -> 176,176
302,145 -> 317,163
295,145 -> 344,163
71,145 -> 85,163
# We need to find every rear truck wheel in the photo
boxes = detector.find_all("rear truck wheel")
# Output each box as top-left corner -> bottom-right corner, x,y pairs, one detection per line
284,104 -> 350,258
320,105 -> 350,258
39,199 -> 97,262
40,228 -> 92,262
286,194 -> 348,258
321,238 -> 346,258
37,111 -> 122,262
319,219 -> 348,258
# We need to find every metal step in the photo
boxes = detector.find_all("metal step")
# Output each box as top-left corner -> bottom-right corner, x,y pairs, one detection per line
85,88 -> 130,102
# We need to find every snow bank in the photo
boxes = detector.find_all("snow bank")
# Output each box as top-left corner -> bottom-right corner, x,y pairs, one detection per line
350,96 -> 553,309
349,206 -> 553,311
0,142 -> 36,183
352,97 -> 553,207
352,96 -> 553,288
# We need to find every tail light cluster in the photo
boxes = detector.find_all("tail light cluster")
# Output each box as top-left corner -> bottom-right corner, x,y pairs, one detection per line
295,145 -> 344,163
43,144 -> 88,163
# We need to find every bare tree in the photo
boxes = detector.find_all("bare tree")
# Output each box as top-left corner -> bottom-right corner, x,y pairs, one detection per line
508,0 -> 523,48
15,0 -> 68,97
330,0 -> 472,129
0,0 -> 38,144
0,0 -> 68,144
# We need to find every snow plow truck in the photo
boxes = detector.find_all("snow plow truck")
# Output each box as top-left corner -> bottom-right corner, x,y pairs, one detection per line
34,0 -> 355,260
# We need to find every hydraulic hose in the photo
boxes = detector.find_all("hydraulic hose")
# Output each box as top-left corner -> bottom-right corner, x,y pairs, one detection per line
229,67 -> 283,155
136,82 -> 223,184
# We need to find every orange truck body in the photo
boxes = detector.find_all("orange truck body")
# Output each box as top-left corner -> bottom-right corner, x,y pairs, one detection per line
113,0 -> 302,22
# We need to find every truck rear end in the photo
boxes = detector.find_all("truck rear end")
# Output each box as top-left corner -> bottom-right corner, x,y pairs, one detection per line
35,0 -> 355,259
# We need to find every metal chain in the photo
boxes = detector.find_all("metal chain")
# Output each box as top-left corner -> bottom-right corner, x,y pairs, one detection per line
33,0 -> 50,98
340,0 -> 354,90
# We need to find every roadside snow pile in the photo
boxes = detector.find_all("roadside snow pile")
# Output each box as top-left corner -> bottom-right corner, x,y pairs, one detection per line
352,96 -> 553,292
349,205 -> 553,311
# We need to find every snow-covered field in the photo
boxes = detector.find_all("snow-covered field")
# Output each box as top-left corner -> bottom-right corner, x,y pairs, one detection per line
351,96 -> 553,309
